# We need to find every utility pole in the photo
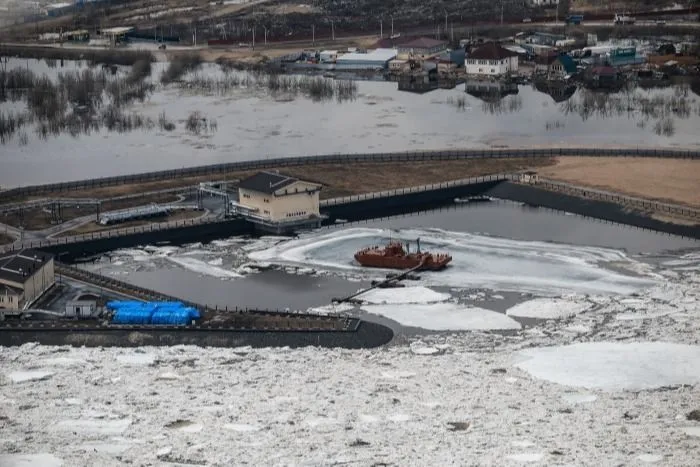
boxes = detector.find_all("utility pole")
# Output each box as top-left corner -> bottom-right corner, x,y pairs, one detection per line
330,19 -> 335,40
391,16 -> 394,36
252,25 -> 255,49
500,2 -> 504,26
451,22 -> 454,43
263,25 -> 267,45
380,20 -> 383,38
444,10 -> 448,36
312,24 -> 315,45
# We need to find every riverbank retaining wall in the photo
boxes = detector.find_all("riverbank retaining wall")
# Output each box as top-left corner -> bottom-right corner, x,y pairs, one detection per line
488,182 -> 700,239
2,147 -> 698,200
36,217 -> 252,261
0,320 -> 394,349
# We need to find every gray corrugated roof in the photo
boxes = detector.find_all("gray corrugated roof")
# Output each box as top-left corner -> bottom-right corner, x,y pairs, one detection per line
0,249 -> 53,284
238,171 -> 299,195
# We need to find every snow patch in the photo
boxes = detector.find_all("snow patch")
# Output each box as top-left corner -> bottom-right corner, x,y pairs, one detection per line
116,353 -> 155,365
682,427 -> 700,437
0,454 -> 64,467
357,286 -> 451,304
515,342 -> 700,391
506,297 -> 591,320
224,423 -> 262,432
8,371 -> 54,383
561,393 -> 598,404
506,452 -> 544,462
363,303 -> 521,331
637,453 -> 664,463
156,372 -> 180,381
52,419 -> 131,435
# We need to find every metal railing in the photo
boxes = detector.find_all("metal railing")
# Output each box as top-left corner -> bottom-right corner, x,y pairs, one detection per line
528,177 -> 700,219
320,174 -> 509,206
2,147 -> 698,201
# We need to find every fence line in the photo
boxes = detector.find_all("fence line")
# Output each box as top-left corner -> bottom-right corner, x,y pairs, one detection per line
2,147 -> 698,201
530,178 -> 700,219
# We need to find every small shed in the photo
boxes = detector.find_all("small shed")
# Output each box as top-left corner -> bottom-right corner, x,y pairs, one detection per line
65,300 -> 97,319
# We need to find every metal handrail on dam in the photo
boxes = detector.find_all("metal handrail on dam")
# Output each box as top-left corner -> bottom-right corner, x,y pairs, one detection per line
2,147 -> 698,201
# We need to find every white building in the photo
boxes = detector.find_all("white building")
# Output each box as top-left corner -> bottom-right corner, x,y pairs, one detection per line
465,43 -> 519,77
0,249 -> 55,313
233,172 -> 324,233
65,300 -> 97,319
335,48 -> 397,70
529,0 -> 559,5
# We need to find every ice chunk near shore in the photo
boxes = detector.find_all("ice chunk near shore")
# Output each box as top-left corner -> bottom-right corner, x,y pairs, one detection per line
357,286 -> 450,304
506,297 -> 591,320
515,342 -> 700,391
362,303 -> 521,331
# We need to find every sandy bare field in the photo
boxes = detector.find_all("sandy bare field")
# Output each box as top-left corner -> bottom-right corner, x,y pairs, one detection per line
538,157 -> 700,208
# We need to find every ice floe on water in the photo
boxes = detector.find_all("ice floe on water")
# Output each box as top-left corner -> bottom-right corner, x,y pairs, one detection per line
356,286 -> 451,304
515,342 -> 700,391
506,297 -> 592,320
362,303 -> 522,331
247,227 -> 658,295
166,256 -> 242,279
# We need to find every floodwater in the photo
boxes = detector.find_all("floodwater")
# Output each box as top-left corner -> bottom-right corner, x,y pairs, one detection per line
80,202 -> 698,312
2,58 -> 700,186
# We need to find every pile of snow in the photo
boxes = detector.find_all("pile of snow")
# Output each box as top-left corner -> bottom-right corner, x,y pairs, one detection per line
362,303 -> 521,331
506,297 -> 592,320
515,342 -> 700,391
357,286 -> 450,304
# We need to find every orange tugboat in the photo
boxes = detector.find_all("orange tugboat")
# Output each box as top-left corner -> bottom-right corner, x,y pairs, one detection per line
354,238 -> 452,271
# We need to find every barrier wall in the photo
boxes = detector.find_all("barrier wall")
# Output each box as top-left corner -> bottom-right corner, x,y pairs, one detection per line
0,320 -> 394,349
2,147 -> 698,201
488,182 -> 700,239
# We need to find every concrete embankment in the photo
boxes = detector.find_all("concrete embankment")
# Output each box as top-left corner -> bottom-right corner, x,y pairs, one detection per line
489,182 -> 700,239
29,179 -> 503,260
0,320 -> 394,349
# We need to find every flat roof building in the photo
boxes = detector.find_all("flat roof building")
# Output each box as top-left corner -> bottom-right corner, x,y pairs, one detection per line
0,249 -> 55,314
335,48 -> 398,70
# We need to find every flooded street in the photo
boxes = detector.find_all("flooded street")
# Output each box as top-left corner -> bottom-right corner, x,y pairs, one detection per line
2,59 -> 700,186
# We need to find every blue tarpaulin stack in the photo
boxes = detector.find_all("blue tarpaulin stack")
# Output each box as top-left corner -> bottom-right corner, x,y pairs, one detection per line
107,301 -> 201,326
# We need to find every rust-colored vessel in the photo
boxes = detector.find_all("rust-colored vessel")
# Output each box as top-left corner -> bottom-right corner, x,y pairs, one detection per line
354,238 -> 452,271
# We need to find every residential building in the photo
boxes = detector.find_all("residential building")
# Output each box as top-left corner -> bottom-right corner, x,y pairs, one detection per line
534,52 -> 577,79
233,172 -> 324,233
529,0 -> 559,5
397,37 -> 448,60
465,42 -> 519,77
0,249 -> 55,313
